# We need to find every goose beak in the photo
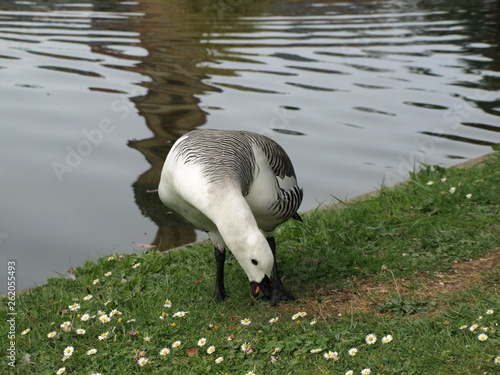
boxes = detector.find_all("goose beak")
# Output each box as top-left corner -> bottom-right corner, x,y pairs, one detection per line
251,275 -> 272,299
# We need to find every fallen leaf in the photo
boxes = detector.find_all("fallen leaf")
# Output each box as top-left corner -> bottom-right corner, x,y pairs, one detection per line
137,244 -> 156,249
186,348 -> 198,357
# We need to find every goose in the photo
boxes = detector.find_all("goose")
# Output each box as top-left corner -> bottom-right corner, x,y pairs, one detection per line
158,129 -> 303,306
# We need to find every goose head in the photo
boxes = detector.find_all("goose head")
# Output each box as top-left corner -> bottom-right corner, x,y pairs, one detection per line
234,233 -> 274,300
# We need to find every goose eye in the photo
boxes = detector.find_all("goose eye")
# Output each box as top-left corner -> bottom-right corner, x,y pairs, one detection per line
251,259 -> 258,265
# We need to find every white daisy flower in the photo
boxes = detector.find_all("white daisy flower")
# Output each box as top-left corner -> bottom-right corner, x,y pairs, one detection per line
365,334 -> 377,345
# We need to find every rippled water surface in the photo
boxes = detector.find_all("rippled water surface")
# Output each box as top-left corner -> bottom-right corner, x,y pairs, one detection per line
1,0 -> 499,292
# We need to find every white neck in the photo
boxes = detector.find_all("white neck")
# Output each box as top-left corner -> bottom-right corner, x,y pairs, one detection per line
206,187 -> 273,282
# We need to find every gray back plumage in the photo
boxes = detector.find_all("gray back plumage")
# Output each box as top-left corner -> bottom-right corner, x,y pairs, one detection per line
173,129 -> 302,230
174,129 -> 296,196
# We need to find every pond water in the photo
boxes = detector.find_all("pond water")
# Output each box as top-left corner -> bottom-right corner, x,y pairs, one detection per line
1,0 -> 499,293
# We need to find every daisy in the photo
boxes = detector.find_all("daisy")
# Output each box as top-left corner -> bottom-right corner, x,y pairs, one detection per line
198,338 -> 207,346
426,181 -> 434,185
172,340 -> 181,348
215,356 -> 224,364
132,263 -> 141,268
486,309 -> 494,315
47,331 -> 57,338
241,343 -> 251,352
449,187 -> 456,194
310,319 -> 317,325
110,309 -> 122,316
104,271 -> 112,277
324,351 -> 339,360
107,256 -> 114,261
120,278 -> 127,284
470,324 -> 478,332
164,299 -> 172,308
143,336 -> 151,342
98,332 -> 109,341
81,313 -> 91,321
269,317 -> 279,324
21,328 -> 31,335
310,348 -> 322,354
60,321 -> 71,332
348,348 -> 358,356
292,311 -> 307,320
365,334 -> 377,345
93,279 -> 100,285
160,348 -> 170,355
83,294 -> 93,301
56,367 -> 66,375
173,311 -> 188,317
465,194 -> 472,199
63,346 -> 74,357
458,325 -> 468,330
382,334 -> 393,343
240,318 -> 251,325
207,345 -> 216,354
137,357 -> 149,366
361,369 -> 371,375
245,372 -> 255,375
494,356 -> 500,364
86,349 -> 97,355
76,328 -> 86,335
478,333 -> 488,341
440,177 -> 447,182
99,314 -> 110,324
345,371 -> 354,375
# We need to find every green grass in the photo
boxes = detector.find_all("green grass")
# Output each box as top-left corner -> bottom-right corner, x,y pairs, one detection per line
2,152 -> 499,375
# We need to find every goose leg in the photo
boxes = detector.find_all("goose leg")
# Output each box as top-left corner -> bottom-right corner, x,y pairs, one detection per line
214,246 -> 227,302
266,236 -> 296,306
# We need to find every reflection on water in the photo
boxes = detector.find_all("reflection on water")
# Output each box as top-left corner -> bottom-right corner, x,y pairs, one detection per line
0,0 -> 499,293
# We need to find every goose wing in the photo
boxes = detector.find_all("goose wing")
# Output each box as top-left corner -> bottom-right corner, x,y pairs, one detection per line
243,132 -> 303,229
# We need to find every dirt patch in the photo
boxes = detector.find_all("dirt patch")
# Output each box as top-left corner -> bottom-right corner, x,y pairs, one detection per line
281,248 -> 500,319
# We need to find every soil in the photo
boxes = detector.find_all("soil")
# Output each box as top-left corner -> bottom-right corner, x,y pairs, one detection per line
280,247 -> 500,319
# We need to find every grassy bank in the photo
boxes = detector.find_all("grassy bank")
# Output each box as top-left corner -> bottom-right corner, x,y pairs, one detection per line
2,153 -> 499,375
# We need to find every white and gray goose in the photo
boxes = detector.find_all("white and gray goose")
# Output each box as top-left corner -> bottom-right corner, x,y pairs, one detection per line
158,129 -> 303,305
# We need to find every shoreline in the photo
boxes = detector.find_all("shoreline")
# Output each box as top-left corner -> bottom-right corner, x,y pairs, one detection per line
9,151 -> 498,297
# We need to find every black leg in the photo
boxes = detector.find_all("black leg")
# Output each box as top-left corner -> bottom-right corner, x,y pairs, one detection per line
266,236 -> 296,305
214,246 -> 226,302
